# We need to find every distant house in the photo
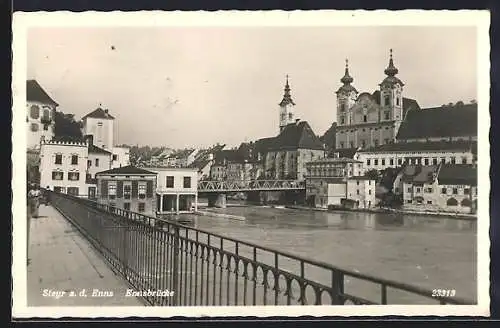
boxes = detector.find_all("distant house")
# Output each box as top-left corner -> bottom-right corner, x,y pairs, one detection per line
396,103 -> 477,143
150,148 -> 174,167
265,120 -> 325,180
165,149 -> 198,167
96,165 -> 157,215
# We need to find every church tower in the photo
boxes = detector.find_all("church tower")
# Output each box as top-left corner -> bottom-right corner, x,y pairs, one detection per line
279,75 -> 296,132
335,59 -> 358,127
379,49 -> 404,123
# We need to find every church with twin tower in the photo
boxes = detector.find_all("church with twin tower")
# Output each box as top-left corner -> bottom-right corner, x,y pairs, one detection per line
334,49 -> 419,150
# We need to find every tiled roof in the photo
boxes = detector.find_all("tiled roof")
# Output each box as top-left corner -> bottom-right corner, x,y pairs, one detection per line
27,80 -> 59,107
214,149 -> 244,164
89,144 -> 112,155
96,165 -> 157,175
320,123 -> 337,150
328,148 -> 358,159
254,137 -> 275,154
438,164 -> 477,186
400,165 -> 440,184
396,103 -> 477,140
188,159 -> 211,170
359,140 -> 477,153
82,107 -> 115,120
267,121 -> 325,151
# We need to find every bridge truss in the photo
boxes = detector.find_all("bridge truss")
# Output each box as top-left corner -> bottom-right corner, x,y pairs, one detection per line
197,180 -> 305,192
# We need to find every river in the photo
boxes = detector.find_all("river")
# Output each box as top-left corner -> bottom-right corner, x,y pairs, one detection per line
188,205 -> 477,304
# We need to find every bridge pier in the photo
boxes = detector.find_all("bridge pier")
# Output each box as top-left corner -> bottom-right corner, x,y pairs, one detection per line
246,191 -> 263,205
207,193 -> 227,208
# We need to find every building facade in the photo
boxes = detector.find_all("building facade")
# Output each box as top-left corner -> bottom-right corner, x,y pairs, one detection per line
111,146 -> 131,168
335,52 -> 420,150
305,157 -> 375,208
39,139 -> 89,196
96,166 -> 157,215
397,164 -> 477,214
356,141 -> 477,173
145,167 -> 198,214
27,80 -> 58,151
81,107 -> 115,151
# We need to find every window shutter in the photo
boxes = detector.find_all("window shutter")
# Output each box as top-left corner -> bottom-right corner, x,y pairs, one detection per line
117,181 -> 123,198
132,181 -> 138,197
101,180 -> 108,198
146,180 -> 153,198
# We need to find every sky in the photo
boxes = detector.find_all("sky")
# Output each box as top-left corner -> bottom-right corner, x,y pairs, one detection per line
27,26 -> 477,149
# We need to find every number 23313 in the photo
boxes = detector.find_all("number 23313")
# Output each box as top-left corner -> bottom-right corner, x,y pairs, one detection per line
432,289 -> 456,297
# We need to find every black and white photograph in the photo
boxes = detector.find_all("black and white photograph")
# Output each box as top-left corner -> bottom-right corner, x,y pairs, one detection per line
12,10 -> 490,318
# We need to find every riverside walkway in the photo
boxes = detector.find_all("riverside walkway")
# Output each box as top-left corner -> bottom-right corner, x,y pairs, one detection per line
27,204 -> 144,306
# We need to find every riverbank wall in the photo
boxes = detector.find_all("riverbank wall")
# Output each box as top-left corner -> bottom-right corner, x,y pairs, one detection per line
285,205 -> 477,220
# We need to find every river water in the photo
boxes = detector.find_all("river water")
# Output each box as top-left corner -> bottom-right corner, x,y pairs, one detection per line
188,205 -> 477,304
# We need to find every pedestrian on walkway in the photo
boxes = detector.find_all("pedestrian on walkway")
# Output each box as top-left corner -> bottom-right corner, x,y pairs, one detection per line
44,185 -> 51,206
28,184 -> 41,218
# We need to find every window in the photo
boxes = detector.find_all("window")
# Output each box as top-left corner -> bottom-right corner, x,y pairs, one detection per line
381,159 -> 386,166
441,188 -> 447,194
464,188 -> 470,195
138,203 -> 145,212
43,124 -> 49,131
30,105 -> 39,119
67,187 -> 79,196
356,181 -> 360,185
68,172 -> 80,181
441,158 -> 446,164
349,142 -> 354,148
384,95 -> 390,106
124,203 -> 131,211
340,142 -> 344,148
356,190 -> 360,195
71,155 -> 78,165
281,113 -> 286,121
138,182 -> 146,199
43,109 -> 50,121
416,187 -> 421,193
55,154 -> 62,164
97,122 -> 103,127
407,187 -> 412,193
367,159 -> 371,166
451,157 -> 456,164
395,187 -> 399,193
368,189 -> 372,195
361,140 -> 366,148
432,158 -> 438,165
340,103 -> 345,112
396,97 -> 400,106
108,183 -> 117,199
30,123 -> 39,132
452,188 -> 458,195
52,171 -> 63,180
124,183 -> 131,199
363,115 -> 367,122
424,158 -> 429,165
390,158 -> 394,165
407,199 -> 412,203
87,160 -> 92,167
425,187 -> 433,193
462,157 -> 467,164
427,200 -> 433,205
95,158 -> 99,167
166,176 -> 174,188
113,154 -> 118,161
384,111 -> 390,120
398,159 -> 402,165
374,159 -> 379,165
288,113 -> 293,119
374,140 -> 379,147
340,117 -> 345,124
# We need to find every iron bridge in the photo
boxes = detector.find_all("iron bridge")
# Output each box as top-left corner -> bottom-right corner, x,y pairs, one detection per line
197,180 -> 306,192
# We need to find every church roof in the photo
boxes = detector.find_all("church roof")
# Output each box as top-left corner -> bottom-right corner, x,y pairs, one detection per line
396,103 -> 477,141
82,107 -> 115,120
267,121 -> 325,151
327,147 -> 358,159
320,123 -> 337,150
27,80 -> 59,106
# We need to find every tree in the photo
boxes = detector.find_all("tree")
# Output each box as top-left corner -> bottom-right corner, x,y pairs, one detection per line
54,111 -> 83,139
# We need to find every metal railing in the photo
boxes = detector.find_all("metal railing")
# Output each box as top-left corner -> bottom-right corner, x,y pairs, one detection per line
198,180 -> 305,192
49,190 -> 474,306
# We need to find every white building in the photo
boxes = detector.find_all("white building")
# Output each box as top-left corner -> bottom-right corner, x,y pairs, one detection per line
26,80 -> 58,150
81,107 -> 114,151
111,146 -> 131,168
39,139 -> 89,196
355,141 -> 477,173
144,167 -> 199,214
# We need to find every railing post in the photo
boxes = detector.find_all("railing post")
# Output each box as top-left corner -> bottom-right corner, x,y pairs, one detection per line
172,224 -> 180,306
331,270 -> 344,305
